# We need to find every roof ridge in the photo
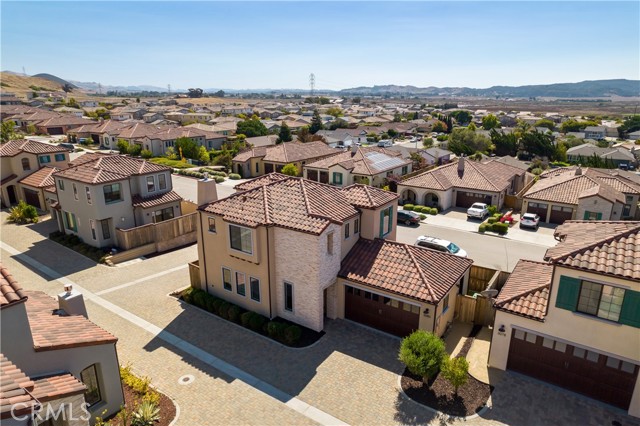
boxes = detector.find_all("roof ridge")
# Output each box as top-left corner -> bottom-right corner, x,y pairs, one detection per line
262,184 -> 271,224
404,245 -> 436,302
299,179 -> 314,217
468,161 -> 500,191
548,223 -> 640,263
363,185 -> 375,206
496,282 -> 550,306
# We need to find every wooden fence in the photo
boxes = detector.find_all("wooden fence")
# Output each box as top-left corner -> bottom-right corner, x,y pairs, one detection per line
189,260 -> 201,289
504,194 -> 521,211
468,265 -> 499,294
455,294 -> 495,326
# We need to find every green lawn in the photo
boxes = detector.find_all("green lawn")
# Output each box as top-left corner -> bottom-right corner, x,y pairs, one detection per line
148,157 -> 194,169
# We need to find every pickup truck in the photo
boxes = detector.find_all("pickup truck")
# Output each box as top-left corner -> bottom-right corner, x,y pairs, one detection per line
467,202 -> 489,220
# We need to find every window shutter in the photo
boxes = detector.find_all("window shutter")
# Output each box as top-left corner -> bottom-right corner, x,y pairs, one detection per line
555,275 -> 580,311
379,210 -> 384,238
619,290 -> 640,328
388,207 -> 393,234
583,211 -> 590,220
596,212 -> 602,220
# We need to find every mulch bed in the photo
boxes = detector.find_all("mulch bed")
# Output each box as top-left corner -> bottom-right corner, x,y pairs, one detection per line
401,368 -> 493,417
106,383 -> 176,426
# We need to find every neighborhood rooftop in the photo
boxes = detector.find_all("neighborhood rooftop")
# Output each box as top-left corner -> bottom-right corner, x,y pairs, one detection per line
0,139 -> 68,157
54,154 -> 170,184
494,259 -> 553,321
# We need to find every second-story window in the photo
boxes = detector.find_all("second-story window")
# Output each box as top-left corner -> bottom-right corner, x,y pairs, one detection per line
577,281 -> 625,322
208,217 -> 216,233
379,206 -> 393,237
103,183 -> 122,204
21,158 -> 31,171
147,176 -> 155,192
327,231 -> 334,255
355,218 -> 360,234
158,174 -> 167,190
344,223 -> 350,239
85,186 -> 91,204
55,153 -> 66,162
39,155 -> 51,164
229,224 -> 252,254
58,179 -> 64,191
73,183 -> 78,200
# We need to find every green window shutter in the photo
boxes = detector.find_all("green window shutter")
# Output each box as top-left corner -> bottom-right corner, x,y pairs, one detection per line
555,275 -> 581,311
619,290 -> 640,328
583,211 -> 590,220
388,207 -> 393,234
379,210 -> 384,238
596,212 -> 602,220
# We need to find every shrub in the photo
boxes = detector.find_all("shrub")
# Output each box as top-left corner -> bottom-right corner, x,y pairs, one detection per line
240,311 -> 253,327
493,213 -> 502,219
284,325 -> 302,345
413,205 -> 425,212
205,295 -> 218,313
215,176 -> 225,183
419,214 -> 427,220
429,208 -> 438,215
248,313 -> 267,332
227,304 -> 242,323
131,401 -> 160,426
440,356 -> 469,395
531,167 -> 543,176
212,298 -> 225,316
487,205 -> 498,216
403,204 -> 414,211
218,301 -> 231,319
492,222 -> 509,235
398,330 -> 446,383
192,289 -> 207,309
7,200 -> 39,224
487,217 -> 497,224
418,206 -> 430,213
267,321 -> 287,340
479,224 -> 487,233
140,149 -> 153,159
228,173 -> 241,180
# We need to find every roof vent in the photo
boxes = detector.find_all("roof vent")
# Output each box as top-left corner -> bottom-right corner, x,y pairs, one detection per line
575,165 -> 582,176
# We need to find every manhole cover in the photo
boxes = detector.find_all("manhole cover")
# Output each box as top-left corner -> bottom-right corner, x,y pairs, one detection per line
178,374 -> 195,385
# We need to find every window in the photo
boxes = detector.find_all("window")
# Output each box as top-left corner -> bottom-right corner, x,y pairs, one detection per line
586,351 -> 599,363
621,361 -> 636,374
222,268 -> 232,291
55,153 -> 65,162
514,329 -> 525,340
153,207 -> 174,223
147,176 -> 155,192
57,179 -> 64,191
606,357 -> 620,369
101,220 -> 110,240
402,166 -> 408,175
577,281 -> 625,322
573,347 -> 586,358
73,183 -> 78,200
583,211 -> 602,221
554,341 -> 567,353
284,282 -> 293,312
103,183 -> 122,204
39,155 -> 51,164
21,158 -> 31,171
80,364 -> 101,407
229,224 -> 252,254
208,217 -> 216,233
344,223 -> 350,239
250,277 -> 260,302
63,211 -> 77,232
90,220 -> 96,240
542,338 -> 554,348
332,172 -> 343,185
158,174 -> 167,190
525,333 -> 537,343
85,187 -> 91,204
327,232 -> 334,255
236,272 -> 246,296
379,206 -> 392,237
354,218 -> 360,234
443,293 -> 450,313
255,162 -> 259,173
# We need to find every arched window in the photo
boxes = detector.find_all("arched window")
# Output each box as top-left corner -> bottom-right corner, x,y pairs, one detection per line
21,158 -> 31,171
80,364 -> 102,406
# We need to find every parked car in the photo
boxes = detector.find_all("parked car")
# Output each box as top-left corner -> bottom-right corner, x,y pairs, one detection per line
467,203 -> 489,220
415,236 -> 468,258
378,139 -> 393,148
59,143 -> 75,151
519,213 -> 540,230
397,210 -> 421,226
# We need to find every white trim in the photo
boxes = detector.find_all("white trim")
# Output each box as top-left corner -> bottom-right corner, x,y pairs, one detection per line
221,266 -> 232,291
235,271 -> 246,297
228,223 -> 254,255
341,281 -> 423,308
249,276 -> 261,303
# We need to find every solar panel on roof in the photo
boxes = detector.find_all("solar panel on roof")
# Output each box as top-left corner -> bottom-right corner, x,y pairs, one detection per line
364,152 -> 406,173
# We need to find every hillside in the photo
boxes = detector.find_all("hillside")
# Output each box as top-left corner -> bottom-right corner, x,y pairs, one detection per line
0,72 -> 65,96
33,73 -> 77,89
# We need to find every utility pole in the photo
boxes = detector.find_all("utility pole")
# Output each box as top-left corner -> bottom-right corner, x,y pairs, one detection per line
168,84 -> 171,96
22,66 -> 26,76
309,73 -> 315,98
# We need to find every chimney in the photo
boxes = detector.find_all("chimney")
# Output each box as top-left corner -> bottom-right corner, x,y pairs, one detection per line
197,172 -> 218,207
351,142 -> 358,155
457,156 -> 465,173
57,284 -> 88,318
575,164 -> 582,176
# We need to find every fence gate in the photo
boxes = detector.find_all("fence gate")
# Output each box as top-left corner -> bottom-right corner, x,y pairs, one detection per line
455,294 -> 495,326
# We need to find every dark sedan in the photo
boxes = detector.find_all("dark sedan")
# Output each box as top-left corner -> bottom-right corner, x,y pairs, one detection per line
397,210 -> 422,226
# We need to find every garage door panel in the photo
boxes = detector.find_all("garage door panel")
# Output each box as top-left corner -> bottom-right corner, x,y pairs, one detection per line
549,205 -> 573,224
456,191 -> 492,209
345,286 -> 419,336
526,202 -> 548,221
23,189 -> 41,210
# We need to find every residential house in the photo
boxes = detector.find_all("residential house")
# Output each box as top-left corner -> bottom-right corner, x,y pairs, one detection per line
185,122 -> 235,137
245,134 -> 278,148
232,141 -> 336,178
194,174 -> 472,335
143,112 -> 163,123
315,130 -> 355,148
34,116 -> 95,136
53,106 -> 84,117
397,158 -> 527,209
303,145 -> 412,187
420,147 -> 453,166
67,120 -> 132,148
522,166 -> 640,224
221,105 -> 253,116
79,100 -> 98,108
140,127 -> 227,156
583,126 -> 606,140
0,139 -> 70,209
488,221 -> 640,417
0,265 -> 123,424
628,130 -> 640,141
52,154 -> 182,248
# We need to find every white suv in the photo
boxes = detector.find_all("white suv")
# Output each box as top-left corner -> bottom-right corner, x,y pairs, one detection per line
415,236 -> 468,258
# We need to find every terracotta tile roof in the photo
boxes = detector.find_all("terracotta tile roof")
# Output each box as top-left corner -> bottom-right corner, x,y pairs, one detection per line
132,190 -> 182,208
202,177 -> 358,234
116,122 -> 165,140
18,166 -> 60,188
233,142 -> 335,164
25,291 -> 117,352
544,221 -> 640,281
146,126 -> 223,141
0,354 -> 38,420
35,116 -> 94,128
0,174 -> 17,185
55,154 -> 170,185
342,184 -> 398,209
401,159 -> 523,192
67,152 -> 110,167
0,265 -> 28,309
306,147 -> 410,176
339,239 -> 472,303
0,140 -> 68,157
67,119 -> 130,135
44,185 -> 56,194
31,374 -> 86,403
494,260 -> 552,321
234,173 -> 290,191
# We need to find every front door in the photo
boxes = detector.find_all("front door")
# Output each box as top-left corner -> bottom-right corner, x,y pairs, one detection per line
7,185 -> 17,205
23,189 -> 41,210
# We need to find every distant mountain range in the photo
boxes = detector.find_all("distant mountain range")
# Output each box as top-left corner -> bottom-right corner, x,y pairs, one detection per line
5,72 -> 639,98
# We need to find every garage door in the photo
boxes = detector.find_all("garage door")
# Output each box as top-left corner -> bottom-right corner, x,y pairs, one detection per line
549,205 -> 573,224
23,189 -> 41,210
344,285 -> 419,336
526,202 -> 548,221
507,329 -> 637,410
455,191 -> 492,208
48,127 -> 64,135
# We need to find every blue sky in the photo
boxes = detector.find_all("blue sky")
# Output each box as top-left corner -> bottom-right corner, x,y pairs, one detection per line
2,1 -> 639,90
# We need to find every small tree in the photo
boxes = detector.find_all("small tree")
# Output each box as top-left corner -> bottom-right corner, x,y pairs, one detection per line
440,356 -> 469,395
26,124 -> 37,135
140,149 -> 153,159
175,137 -> 199,159
398,330 -> 446,383
281,163 -> 299,176
1,121 -> 20,142
481,114 -> 500,130
309,110 -> 324,134
7,200 -> 39,224
278,122 -> 292,143
116,139 -> 129,154
165,146 -> 177,160
198,146 -> 210,163
128,144 -> 142,156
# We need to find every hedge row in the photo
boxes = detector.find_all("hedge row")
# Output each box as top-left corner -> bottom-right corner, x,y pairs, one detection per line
200,167 -> 228,177
228,173 -> 241,180
174,169 -> 225,183
478,222 -> 508,235
49,231 -> 109,263
403,204 -> 438,215
182,287 -> 302,345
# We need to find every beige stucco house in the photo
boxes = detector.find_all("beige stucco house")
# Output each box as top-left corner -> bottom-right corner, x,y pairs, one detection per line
1,139 -> 70,210
52,153 -> 182,248
489,221 -> 640,417
0,265 -> 123,425
192,173 -> 472,336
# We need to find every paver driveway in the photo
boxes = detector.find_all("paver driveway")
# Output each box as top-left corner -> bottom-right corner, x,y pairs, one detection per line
1,215 -> 638,426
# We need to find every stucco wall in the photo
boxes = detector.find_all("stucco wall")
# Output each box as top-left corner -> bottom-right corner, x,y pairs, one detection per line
36,394 -> 90,426
575,195 -> 614,220
340,216 -> 361,260
359,202 -> 397,241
